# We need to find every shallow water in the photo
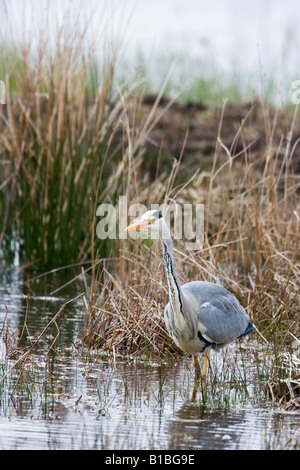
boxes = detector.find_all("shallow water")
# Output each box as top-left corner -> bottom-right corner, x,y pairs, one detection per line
0,267 -> 299,450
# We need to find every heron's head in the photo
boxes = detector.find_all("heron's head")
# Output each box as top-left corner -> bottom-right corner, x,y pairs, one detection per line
124,209 -> 163,237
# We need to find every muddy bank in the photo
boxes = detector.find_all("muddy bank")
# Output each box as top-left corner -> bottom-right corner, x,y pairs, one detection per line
138,95 -> 300,178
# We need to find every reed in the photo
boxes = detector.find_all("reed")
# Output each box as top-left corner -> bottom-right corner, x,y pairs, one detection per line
0,20 -> 173,267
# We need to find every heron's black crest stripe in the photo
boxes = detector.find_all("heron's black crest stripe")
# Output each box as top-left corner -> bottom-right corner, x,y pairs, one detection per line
152,210 -> 162,219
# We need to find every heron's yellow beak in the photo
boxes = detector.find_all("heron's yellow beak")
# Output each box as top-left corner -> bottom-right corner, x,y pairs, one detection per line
124,220 -> 149,232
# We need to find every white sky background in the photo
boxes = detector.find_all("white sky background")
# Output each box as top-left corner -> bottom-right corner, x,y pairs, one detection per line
1,0 -> 300,100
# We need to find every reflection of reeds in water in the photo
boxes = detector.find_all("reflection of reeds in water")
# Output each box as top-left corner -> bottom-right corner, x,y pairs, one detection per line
0,348 -> 298,449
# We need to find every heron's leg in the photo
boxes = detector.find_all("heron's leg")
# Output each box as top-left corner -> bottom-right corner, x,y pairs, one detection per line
202,347 -> 211,380
191,354 -> 204,401
193,355 -> 201,380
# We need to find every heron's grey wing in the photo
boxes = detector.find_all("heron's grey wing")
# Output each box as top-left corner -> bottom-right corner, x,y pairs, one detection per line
182,281 -> 251,345
197,299 -> 249,344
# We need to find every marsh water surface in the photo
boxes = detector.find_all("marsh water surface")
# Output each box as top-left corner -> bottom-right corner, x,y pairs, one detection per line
0,267 -> 299,450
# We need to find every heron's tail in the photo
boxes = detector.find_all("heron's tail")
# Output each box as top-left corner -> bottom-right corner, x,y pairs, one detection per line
238,321 -> 254,339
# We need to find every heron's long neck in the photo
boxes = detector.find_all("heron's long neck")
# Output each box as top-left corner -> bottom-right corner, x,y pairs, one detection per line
161,237 -> 184,320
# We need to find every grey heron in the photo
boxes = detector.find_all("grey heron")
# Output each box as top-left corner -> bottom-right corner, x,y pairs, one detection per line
125,209 -> 254,380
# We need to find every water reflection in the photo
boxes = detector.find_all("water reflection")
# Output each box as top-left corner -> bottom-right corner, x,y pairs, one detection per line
0,268 -> 299,450
169,405 -> 263,450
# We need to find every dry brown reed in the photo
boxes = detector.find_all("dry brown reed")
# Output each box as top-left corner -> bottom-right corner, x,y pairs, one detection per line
83,98 -> 300,387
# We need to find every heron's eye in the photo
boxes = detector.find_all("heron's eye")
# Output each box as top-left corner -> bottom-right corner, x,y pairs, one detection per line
148,219 -> 152,224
